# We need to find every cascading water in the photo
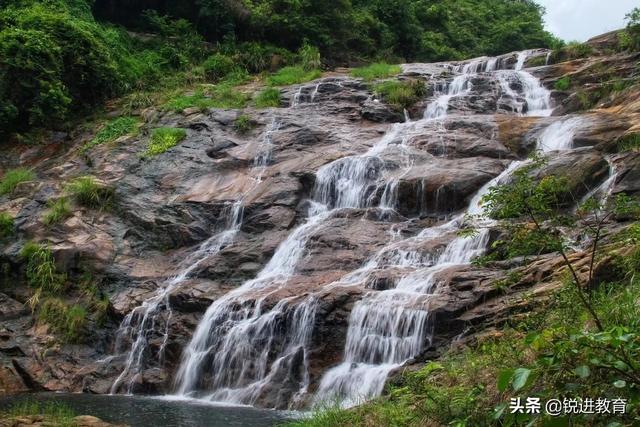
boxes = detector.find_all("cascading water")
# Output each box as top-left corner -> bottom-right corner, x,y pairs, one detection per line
117,48 -> 561,409
536,116 -> 584,151
313,50 -> 556,407
108,119 -> 280,394
425,50 -> 552,120
175,114 -> 416,407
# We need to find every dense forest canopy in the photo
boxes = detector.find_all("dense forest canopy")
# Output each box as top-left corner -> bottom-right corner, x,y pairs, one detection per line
92,0 -> 559,62
0,0 -> 579,136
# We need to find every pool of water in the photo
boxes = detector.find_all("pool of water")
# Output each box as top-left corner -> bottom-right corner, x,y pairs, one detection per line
0,393 -> 295,427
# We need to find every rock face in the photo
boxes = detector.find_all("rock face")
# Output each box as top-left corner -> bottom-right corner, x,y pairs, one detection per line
1,39 -> 639,410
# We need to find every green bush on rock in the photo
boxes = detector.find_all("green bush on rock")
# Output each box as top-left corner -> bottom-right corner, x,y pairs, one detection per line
373,80 -> 427,110
255,88 -> 281,108
65,176 -> 114,209
0,168 -> 36,195
146,127 -> 187,156
20,242 -> 66,293
0,212 -> 14,238
83,116 -> 138,152
39,298 -> 87,343
42,197 -> 72,226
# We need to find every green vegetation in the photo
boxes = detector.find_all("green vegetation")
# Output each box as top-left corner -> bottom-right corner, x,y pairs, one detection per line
618,133 -> 640,152
20,242 -> 66,293
619,7 -> 640,51
0,167 -> 35,195
4,399 -> 77,427
267,66 -> 322,86
1,0 -> 560,138
164,86 -> 249,113
42,197 -> 72,226
146,127 -> 187,156
65,176 -> 114,209
351,63 -> 401,81
299,156 -> 640,426
255,88 -> 282,108
202,53 -> 237,81
0,211 -> 14,238
553,76 -> 571,91
83,116 -> 138,151
0,0 -> 206,136
373,80 -> 427,110
39,298 -> 87,343
234,114 -> 255,134
94,0 -> 558,64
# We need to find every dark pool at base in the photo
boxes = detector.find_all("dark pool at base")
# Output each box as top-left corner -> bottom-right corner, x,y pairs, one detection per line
0,393 -> 295,427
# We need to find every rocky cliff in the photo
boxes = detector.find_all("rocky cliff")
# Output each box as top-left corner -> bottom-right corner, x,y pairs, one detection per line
1,31 -> 639,409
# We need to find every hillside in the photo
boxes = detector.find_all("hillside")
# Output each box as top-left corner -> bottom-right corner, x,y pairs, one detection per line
1,3 -> 640,427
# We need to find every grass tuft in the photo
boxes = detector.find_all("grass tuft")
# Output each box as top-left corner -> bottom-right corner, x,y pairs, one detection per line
164,85 -> 250,112
66,176 -> 114,209
0,168 -> 36,195
373,79 -> 426,110
0,211 -> 14,238
554,76 -> 571,91
19,242 -> 66,293
42,198 -> 72,226
254,88 -> 281,108
618,133 -> 640,152
83,116 -> 138,152
267,66 -> 322,86
351,63 -> 401,81
146,127 -> 187,156
39,298 -> 87,343
234,114 -> 255,134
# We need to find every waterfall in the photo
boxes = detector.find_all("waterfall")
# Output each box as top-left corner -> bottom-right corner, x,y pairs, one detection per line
536,116 -> 584,151
109,119 -> 280,394
109,202 -> 242,395
291,83 -> 322,107
174,117 -> 417,407
313,50 -> 556,407
426,50 -> 552,120
111,48 -> 563,408
515,50 -> 529,70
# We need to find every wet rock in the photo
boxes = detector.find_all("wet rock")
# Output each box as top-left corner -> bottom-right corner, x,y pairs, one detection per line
361,99 -> 405,123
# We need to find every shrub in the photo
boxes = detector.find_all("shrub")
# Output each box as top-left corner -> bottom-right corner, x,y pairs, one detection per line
39,298 -> 87,343
42,197 -> 72,226
0,3 -> 122,133
0,212 -> 13,238
121,91 -> 155,114
202,53 -> 237,81
83,116 -> 138,152
623,7 -> 640,51
234,114 -> 255,134
65,176 -> 114,209
254,88 -> 281,108
554,76 -> 571,91
267,66 -> 322,86
19,242 -> 66,293
146,127 -> 187,156
374,80 -> 427,110
351,63 -> 401,81
227,42 -> 296,74
298,43 -> 321,71
0,168 -> 36,195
